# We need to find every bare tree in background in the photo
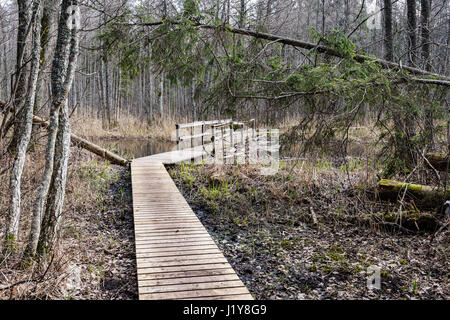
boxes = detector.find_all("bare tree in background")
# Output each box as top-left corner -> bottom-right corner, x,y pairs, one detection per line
406,0 -> 417,66
421,0 -> 434,150
383,0 -> 393,62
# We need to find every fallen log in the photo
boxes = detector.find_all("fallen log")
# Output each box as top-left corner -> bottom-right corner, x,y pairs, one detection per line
425,152 -> 449,172
33,115 -> 129,166
377,179 -> 450,206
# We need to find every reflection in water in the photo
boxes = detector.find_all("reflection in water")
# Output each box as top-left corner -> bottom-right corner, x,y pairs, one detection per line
89,137 -> 176,159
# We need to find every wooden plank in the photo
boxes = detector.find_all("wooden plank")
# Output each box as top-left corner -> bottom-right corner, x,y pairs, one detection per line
133,222 -> 204,228
135,240 -> 217,249
139,287 -> 251,300
133,218 -> 201,223
137,262 -> 232,274
131,158 -> 252,301
138,268 -> 237,280
135,232 -> 211,239
137,253 -> 225,264
134,225 -> 206,232
133,213 -> 196,218
139,274 -> 240,287
139,280 -> 245,294
134,231 -> 210,238
136,248 -> 223,258
135,230 -> 208,237
134,226 -> 206,232
135,235 -> 215,244
135,237 -> 216,246
137,258 -> 230,269
136,245 -> 220,255
134,218 -> 198,223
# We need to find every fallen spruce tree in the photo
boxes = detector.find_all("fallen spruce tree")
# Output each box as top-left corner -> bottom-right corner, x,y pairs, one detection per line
425,152 -> 450,172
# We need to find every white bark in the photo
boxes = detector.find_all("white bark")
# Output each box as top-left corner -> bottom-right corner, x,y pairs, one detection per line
33,0 -> 80,257
4,0 -> 42,250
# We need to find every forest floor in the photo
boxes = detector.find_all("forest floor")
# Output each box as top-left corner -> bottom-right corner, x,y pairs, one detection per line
0,139 -> 137,299
168,161 -> 450,300
0,121 -> 448,300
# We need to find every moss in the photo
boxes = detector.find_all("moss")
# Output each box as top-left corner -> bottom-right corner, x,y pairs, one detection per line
398,259 -> 408,265
4,234 -> 18,253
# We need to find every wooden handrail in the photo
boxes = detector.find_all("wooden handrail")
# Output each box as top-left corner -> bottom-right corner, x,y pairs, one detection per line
179,131 -> 212,141
177,119 -> 232,129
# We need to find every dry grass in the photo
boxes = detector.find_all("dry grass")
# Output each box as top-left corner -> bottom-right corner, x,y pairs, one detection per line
70,113 -> 176,141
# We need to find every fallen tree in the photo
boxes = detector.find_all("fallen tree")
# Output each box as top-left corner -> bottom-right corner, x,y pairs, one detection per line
376,179 -> 450,231
425,152 -> 449,172
135,20 -> 450,85
377,179 -> 450,206
33,115 -> 129,166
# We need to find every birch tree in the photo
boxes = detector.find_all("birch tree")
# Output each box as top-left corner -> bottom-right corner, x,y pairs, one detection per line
4,0 -> 42,252
29,0 -> 80,258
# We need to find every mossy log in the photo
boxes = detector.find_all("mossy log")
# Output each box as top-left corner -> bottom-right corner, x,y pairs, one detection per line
377,179 -> 450,206
33,116 -> 129,166
375,210 -> 438,232
425,152 -> 449,172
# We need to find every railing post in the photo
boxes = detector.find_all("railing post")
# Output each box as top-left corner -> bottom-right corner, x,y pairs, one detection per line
245,134 -> 249,165
176,124 -> 180,151
221,126 -> 225,162
252,119 -> 256,139
230,122 -> 235,164
201,124 -> 205,146
201,123 -> 205,162
212,124 -> 216,161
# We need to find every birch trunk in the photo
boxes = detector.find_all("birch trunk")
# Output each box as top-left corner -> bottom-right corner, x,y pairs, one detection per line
5,0 -> 31,152
33,0 -> 79,258
4,0 -> 42,250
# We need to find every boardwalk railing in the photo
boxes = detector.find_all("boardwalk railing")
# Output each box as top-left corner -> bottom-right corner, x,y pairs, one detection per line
174,119 -> 263,163
175,119 -> 254,149
174,119 -> 279,173
139,119 -> 279,174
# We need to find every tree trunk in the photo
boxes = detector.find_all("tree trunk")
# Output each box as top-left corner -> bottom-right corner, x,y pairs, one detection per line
378,179 -> 450,206
421,0 -> 434,150
159,72 -> 164,117
238,0 -> 246,29
383,0 -> 393,61
4,0 -> 42,251
6,0 -> 32,153
35,0 -> 80,258
406,0 -> 417,67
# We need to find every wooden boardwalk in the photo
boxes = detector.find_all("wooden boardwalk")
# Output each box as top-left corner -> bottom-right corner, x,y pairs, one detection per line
131,158 -> 253,300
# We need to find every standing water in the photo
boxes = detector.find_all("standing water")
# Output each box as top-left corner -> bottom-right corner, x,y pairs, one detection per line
89,137 -> 177,159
